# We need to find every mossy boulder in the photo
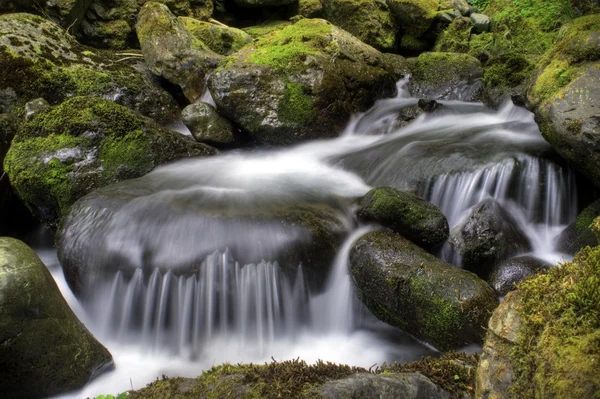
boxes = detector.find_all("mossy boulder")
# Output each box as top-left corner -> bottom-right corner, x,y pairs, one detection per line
242,21 -> 292,38
448,199 -> 532,279
179,17 -> 253,55
555,198 -> 600,255
433,17 -> 473,53
208,18 -> 397,145
4,96 -> 215,229
297,0 -> 325,18
350,230 -> 498,350
407,52 -> 484,101
137,2 -> 223,103
233,0 -> 295,7
481,52 -> 534,106
387,0 -> 440,38
528,15 -> 600,188
182,101 -> 238,146
0,0 -> 93,34
356,187 -> 449,247
0,237 -> 113,399
321,0 -> 397,52
0,13 -> 179,123
488,256 -> 550,296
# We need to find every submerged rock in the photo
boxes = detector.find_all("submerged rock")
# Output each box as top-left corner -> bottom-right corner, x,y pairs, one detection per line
0,13 -> 179,123
4,96 -> 215,229
350,230 -> 497,350
448,199 -> 532,279
555,198 -> 600,255
209,18 -> 397,145
488,256 -> 550,296
0,237 -> 113,399
356,187 -> 449,247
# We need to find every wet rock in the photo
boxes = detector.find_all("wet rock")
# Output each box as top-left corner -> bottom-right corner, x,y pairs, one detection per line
0,237 -> 113,399
448,199 -> 532,279
350,230 -> 498,350
4,96 -> 215,229
555,198 -> 600,254
182,101 -> 238,146
488,256 -> 551,296
381,53 -> 411,81
407,52 -> 484,101
179,17 -> 252,56
322,0 -> 397,51
387,0 -> 439,38
356,187 -> 449,247
24,98 -> 50,122
137,2 -> 223,103
470,13 -> 490,33
417,98 -> 442,112
208,18 -> 396,145
0,13 -> 179,123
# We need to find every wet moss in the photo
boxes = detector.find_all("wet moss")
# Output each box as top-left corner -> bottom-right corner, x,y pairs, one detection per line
137,2 -> 182,44
242,21 -> 291,38
279,82 -> 313,125
179,17 -> 252,55
99,129 -> 151,180
483,52 -> 534,88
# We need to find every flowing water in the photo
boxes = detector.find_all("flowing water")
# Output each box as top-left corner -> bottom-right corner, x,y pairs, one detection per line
43,79 -> 582,398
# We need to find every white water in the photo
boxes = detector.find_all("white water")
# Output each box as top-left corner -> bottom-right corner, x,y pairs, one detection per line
45,79 -> 579,398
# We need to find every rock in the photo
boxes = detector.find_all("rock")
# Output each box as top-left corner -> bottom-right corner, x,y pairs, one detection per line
356,187 -> 449,247
482,52 -> 534,107
417,98 -> 442,112
350,230 -> 498,350
555,198 -> 600,254
433,17 -> 473,53
488,256 -> 551,296
233,0 -> 295,7
24,98 -> 50,122
4,96 -> 215,229
381,53 -> 411,81
242,21 -> 292,38
0,13 -> 178,123
407,52 -> 484,101
297,0 -> 324,18
387,0 -> 440,38
182,101 -> 238,145
528,15 -> 600,188
0,0 -> 93,34
208,18 -> 397,145
321,0 -> 397,51
0,237 -> 113,399
448,199 -> 532,279
179,17 -> 253,55
470,13 -> 490,33
137,2 -> 223,103
399,34 -> 430,55
449,0 -> 471,16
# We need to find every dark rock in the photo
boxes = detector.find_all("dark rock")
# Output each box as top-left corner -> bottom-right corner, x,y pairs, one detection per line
554,198 -> 600,254
179,17 -> 252,56
350,230 -> 498,350
448,199 -> 532,279
356,187 -> 449,247
182,101 -> 238,146
387,0 -> 439,38
0,0 -> 93,33
417,98 -> 442,112
489,256 -> 551,296
0,237 -> 113,399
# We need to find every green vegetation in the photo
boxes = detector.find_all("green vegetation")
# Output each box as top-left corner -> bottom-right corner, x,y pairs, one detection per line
471,0 -> 490,10
95,394 -> 127,399
279,82 -> 313,124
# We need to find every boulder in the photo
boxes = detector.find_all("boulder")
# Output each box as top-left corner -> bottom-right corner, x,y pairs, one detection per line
448,199 -> 532,279
4,96 -> 215,229
356,187 -> 449,247
0,0 -> 93,33
488,256 -> 550,296
0,237 -> 113,399
387,0 -> 440,38
350,230 -> 497,350
297,0 -> 324,18
555,198 -> 600,254
407,52 -> 484,101
182,101 -> 238,145
179,17 -> 253,56
0,13 -> 179,123
137,2 -> 223,103
321,0 -> 397,52
528,15 -> 600,188
470,13 -> 490,33
208,18 -> 397,145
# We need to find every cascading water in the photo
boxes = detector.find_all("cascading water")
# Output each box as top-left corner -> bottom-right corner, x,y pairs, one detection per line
44,79 -> 583,398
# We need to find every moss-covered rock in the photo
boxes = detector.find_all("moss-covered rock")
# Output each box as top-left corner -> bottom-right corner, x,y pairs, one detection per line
488,256 -> 550,296
0,13 -> 178,123
209,18 -> 396,145
321,0 -> 397,52
297,0 -> 324,18
407,52 -> 484,101
356,187 -> 449,247
482,52 -> 534,105
0,237 -> 113,399
179,17 -> 253,55
137,3 -> 223,103
433,17 -> 473,53
555,198 -> 600,255
350,230 -> 498,350
242,20 -> 292,38
387,0 -> 440,38
233,0 -> 295,7
527,15 -> 600,188
4,96 -> 215,229
182,101 -> 239,146
0,0 -> 93,34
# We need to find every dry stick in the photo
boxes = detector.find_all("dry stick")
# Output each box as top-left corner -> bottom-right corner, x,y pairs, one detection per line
208,18 -> 229,28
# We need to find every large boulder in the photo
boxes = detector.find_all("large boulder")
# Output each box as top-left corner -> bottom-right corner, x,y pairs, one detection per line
555,198 -> 600,254
407,52 -> 484,101
448,199 -> 532,279
0,237 -> 113,399
350,230 -> 498,350
179,17 -> 253,55
321,0 -> 397,52
356,187 -> 449,247
208,18 -> 397,145
0,13 -> 179,123
4,96 -> 215,230
488,256 -> 550,296
137,2 -> 223,103
528,15 -> 600,188
387,0 -> 439,38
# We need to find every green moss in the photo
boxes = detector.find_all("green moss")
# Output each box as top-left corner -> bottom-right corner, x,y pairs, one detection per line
483,52 -> 534,88
531,59 -> 577,102
137,2 -> 182,44
411,52 -> 480,87
179,17 -> 252,55
99,129 -> 152,180
242,21 -> 292,38
279,82 -> 313,125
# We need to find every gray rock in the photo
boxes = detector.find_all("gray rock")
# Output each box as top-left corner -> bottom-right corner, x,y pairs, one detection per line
179,17 -> 253,56
489,256 -> 551,296
0,237 -> 113,399
350,230 -> 498,350
448,199 -> 532,279
24,98 -> 50,122
555,199 -> 600,254
470,13 -> 490,33
182,101 -> 237,146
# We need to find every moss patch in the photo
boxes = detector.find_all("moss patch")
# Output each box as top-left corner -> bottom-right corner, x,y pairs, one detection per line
242,21 -> 292,38
279,82 -> 313,124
